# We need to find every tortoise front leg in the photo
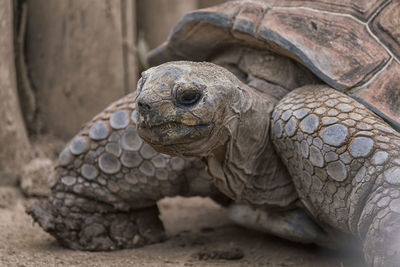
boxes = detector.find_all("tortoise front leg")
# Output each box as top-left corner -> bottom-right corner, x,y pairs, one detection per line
271,85 -> 400,266
362,190 -> 400,266
28,93 -> 222,250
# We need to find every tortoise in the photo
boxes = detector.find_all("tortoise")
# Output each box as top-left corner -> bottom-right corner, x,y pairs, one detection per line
28,0 -> 400,266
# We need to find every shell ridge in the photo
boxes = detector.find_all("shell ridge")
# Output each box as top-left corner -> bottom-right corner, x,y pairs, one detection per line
168,10 -> 231,41
349,58 -> 392,91
254,7 -> 271,38
258,26 -> 343,90
366,23 -> 400,64
271,6 -> 368,26
346,55 -> 390,89
366,0 -> 391,24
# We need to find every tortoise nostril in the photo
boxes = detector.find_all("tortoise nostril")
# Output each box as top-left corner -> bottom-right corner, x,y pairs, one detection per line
138,101 -> 152,112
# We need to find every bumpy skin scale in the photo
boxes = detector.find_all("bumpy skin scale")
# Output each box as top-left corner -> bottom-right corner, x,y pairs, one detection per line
28,92 -> 223,250
271,85 -> 400,266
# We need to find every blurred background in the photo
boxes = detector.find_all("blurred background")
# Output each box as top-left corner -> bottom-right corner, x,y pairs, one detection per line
22,0 -> 227,140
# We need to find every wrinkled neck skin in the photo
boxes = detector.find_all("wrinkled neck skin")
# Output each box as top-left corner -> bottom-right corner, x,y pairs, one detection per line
207,84 -> 298,209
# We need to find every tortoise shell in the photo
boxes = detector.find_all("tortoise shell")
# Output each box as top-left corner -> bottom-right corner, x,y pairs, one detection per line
147,0 -> 400,131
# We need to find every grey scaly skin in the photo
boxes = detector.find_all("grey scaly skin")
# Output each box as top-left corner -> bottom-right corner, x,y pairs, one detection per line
135,62 -> 400,266
28,91 -> 226,250
272,85 -> 400,266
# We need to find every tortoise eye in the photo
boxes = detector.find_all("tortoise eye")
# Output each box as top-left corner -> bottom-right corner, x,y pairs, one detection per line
177,89 -> 202,106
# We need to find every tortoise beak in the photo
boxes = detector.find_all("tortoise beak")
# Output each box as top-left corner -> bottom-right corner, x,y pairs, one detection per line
137,97 -> 175,129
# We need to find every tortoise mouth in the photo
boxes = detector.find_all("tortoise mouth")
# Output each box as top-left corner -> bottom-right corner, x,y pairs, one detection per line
138,121 -> 211,145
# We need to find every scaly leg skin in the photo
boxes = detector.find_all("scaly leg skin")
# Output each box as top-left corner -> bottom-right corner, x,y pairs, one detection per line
271,85 -> 400,266
27,92 -> 224,251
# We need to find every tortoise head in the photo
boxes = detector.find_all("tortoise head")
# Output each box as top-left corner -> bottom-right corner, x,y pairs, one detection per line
136,61 -> 240,156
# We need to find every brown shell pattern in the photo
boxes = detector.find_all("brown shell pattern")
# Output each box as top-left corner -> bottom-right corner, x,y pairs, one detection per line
148,0 -> 400,131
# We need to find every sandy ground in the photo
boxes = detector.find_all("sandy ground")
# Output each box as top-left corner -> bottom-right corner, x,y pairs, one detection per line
0,186 -> 366,267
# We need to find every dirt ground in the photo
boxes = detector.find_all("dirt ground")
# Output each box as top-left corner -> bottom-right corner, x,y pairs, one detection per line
0,186 -> 367,267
